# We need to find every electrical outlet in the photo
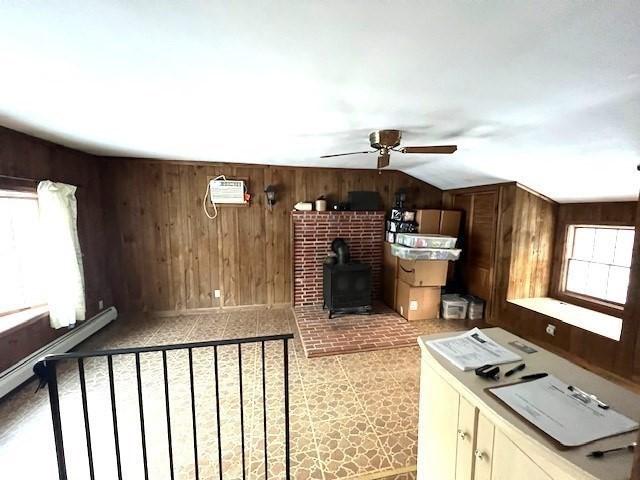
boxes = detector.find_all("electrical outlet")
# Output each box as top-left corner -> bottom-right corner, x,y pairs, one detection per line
98,299 -> 104,310
214,289 -> 221,299
545,324 -> 556,336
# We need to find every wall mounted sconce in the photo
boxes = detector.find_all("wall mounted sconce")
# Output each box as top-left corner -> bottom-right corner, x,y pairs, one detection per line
394,188 -> 407,208
264,185 -> 276,208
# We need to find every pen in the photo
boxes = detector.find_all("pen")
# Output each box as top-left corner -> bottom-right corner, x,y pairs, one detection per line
587,442 -> 636,458
520,373 -> 548,381
505,363 -> 526,377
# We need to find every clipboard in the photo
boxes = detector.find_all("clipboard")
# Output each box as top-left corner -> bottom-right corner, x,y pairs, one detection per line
485,375 -> 639,449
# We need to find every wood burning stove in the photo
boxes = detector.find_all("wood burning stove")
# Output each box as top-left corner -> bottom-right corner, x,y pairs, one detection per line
322,239 -> 372,318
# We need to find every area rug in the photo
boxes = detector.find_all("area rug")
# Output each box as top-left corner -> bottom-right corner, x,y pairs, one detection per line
293,302 -> 422,358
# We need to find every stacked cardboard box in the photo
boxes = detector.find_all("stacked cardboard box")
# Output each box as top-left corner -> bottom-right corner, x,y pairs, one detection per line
382,209 -> 462,321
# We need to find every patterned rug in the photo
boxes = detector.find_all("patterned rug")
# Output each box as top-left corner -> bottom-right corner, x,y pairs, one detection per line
293,302 -> 422,358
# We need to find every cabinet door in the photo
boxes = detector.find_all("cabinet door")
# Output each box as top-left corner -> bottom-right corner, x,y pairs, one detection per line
473,413 -> 495,480
491,430 -> 552,480
417,364 -> 460,480
455,396 -> 478,480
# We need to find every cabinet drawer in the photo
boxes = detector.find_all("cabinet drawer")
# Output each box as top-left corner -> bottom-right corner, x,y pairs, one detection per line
455,396 -> 477,480
473,413 -> 495,480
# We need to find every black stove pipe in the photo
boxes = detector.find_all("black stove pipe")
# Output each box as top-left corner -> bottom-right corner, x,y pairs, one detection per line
331,238 -> 350,265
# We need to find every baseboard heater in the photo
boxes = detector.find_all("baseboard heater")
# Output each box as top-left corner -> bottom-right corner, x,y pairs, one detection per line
0,306 -> 118,399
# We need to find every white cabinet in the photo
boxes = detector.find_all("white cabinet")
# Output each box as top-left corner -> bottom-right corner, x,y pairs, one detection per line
491,430 -> 552,480
455,396 -> 478,480
417,364 -> 460,480
417,328 -> 640,480
418,364 -> 555,480
472,413 -> 494,480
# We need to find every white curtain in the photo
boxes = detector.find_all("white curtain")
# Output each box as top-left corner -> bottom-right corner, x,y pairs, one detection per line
37,181 -> 86,329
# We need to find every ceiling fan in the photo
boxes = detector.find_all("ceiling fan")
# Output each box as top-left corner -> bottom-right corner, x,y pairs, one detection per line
320,129 -> 457,169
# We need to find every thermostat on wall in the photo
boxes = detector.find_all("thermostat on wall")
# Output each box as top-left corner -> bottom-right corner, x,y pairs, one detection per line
209,179 -> 246,204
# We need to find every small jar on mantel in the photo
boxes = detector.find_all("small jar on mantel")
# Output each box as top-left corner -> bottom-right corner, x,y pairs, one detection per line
315,196 -> 327,211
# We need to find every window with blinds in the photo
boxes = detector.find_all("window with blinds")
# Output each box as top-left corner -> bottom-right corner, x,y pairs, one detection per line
0,189 -> 47,316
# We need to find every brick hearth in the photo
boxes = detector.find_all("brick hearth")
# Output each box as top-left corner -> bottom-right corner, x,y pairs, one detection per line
293,303 -> 422,357
291,211 -> 385,306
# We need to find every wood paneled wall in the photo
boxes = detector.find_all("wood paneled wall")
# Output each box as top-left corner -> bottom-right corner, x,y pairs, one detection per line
0,127 -> 112,372
100,157 -> 442,312
624,199 -> 640,381
447,181 -> 640,382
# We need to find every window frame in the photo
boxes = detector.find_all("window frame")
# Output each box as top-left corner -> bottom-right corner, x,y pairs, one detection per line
0,179 -> 48,318
557,223 -> 634,316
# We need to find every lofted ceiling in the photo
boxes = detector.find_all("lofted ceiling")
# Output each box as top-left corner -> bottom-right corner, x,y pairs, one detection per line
1,1 -> 639,202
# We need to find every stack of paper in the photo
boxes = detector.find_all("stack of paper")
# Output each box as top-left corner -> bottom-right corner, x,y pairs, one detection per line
426,328 -> 522,371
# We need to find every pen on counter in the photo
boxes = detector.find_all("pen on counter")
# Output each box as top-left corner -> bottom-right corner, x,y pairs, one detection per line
505,363 -> 526,377
568,385 -> 610,409
520,372 -> 548,381
587,442 -> 636,458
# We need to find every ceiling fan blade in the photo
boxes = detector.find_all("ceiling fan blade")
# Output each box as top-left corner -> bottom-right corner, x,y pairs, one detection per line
320,150 -> 376,158
377,151 -> 390,169
400,145 -> 457,154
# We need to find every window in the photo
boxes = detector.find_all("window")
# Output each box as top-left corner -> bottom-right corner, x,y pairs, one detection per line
0,189 -> 47,316
563,225 -> 634,305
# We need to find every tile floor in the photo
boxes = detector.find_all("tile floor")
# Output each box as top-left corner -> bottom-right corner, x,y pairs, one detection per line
0,307 -> 465,480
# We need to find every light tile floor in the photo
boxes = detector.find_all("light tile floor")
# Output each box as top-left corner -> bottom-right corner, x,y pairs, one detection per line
0,307 -> 464,480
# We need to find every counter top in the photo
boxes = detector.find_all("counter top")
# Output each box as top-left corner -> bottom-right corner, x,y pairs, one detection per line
418,327 -> 640,480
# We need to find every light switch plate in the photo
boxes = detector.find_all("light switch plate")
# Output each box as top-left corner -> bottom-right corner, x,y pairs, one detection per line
98,299 -> 104,310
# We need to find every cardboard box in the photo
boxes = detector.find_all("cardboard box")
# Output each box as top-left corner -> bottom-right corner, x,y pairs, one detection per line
415,210 -> 441,234
383,242 -> 398,273
398,259 -> 448,287
414,209 -> 462,237
396,281 -> 440,321
382,242 -> 399,309
440,210 -> 462,237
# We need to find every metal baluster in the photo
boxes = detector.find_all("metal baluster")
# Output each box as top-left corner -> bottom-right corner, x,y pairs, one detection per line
283,339 -> 291,480
135,353 -> 149,480
262,341 -> 268,480
162,351 -> 175,480
107,355 -> 123,480
45,360 -> 68,480
213,346 -> 223,480
188,348 -> 200,480
78,358 -> 95,480
238,344 -> 246,480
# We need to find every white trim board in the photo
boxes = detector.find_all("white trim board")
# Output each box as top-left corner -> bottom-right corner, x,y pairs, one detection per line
0,306 -> 118,399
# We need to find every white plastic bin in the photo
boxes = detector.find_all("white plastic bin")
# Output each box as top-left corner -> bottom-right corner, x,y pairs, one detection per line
441,294 -> 469,320
464,295 -> 485,320
391,243 -> 462,261
396,233 -> 457,249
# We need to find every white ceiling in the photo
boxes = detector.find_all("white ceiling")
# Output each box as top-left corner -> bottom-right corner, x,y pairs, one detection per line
1,1 -> 639,202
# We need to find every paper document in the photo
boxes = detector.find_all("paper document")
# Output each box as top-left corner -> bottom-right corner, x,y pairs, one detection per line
490,375 -> 638,447
426,328 -> 521,371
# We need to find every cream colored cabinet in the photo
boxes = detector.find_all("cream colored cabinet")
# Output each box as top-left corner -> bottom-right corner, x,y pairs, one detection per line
418,364 -> 460,480
455,396 -> 478,480
418,365 -> 480,480
418,364 -> 555,480
418,328 -> 640,480
491,430 -> 552,480
472,413 -> 495,480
